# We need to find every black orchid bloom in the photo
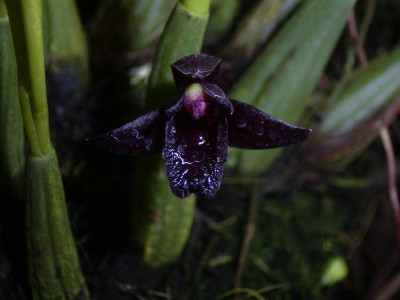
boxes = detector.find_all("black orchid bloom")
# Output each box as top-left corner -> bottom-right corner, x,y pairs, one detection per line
92,54 -> 311,199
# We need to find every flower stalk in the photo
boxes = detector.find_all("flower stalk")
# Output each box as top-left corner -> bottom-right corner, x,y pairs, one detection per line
146,0 -> 210,108
134,0 -> 210,267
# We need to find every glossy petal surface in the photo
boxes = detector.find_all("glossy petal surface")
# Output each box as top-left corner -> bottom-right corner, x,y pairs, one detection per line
162,110 -> 228,198
90,109 -> 164,155
228,100 -> 311,149
171,54 -> 221,85
202,81 -> 234,115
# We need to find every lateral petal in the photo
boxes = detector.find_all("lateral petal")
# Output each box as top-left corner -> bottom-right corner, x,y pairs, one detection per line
202,81 -> 234,115
228,100 -> 311,149
89,109 -> 165,155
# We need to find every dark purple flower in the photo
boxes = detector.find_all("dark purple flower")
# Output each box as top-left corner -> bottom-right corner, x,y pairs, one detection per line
91,54 -> 311,198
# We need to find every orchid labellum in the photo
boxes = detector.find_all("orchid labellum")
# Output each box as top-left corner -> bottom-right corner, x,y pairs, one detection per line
91,54 -> 311,198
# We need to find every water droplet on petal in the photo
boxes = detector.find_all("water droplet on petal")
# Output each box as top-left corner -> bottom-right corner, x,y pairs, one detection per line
256,128 -> 264,136
144,138 -> 153,151
236,117 -> 246,128
197,133 -> 207,146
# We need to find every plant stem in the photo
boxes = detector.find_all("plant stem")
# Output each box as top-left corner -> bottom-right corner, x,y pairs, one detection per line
234,186 -> 262,298
0,0 -> 6,18
181,0 -> 211,16
134,0 -> 210,268
380,127 -> 400,244
5,0 -> 51,157
18,86 -> 42,156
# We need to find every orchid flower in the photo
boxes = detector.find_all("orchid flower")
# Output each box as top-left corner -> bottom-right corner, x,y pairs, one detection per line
92,54 -> 311,198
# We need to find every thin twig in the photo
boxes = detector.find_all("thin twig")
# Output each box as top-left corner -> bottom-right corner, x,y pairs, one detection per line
348,0 -> 378,67
380,128 -> 400,243
234,187 -> 262,299
358,0 -> 378,50
347,0 -> 400,244
346,196 -> 380,256
373,272 -> 400,300
347,11 -> 367,65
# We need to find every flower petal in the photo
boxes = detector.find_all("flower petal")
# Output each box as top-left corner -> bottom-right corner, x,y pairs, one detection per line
228,100 -> 311,149
171,54 -> 221,85
202,81 -> 234,115
162,112 -> 228,198
89,109 -> 165,155
165,95 -> 184,120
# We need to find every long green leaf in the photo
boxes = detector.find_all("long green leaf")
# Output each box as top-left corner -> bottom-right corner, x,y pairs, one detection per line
320,49 -> 400,134
42,0 -> 89,81
229,0 -> 357,176
304,48 -> 400,167
0,4 -> 25,196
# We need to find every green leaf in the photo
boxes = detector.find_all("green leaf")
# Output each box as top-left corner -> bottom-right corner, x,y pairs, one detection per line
304,48 -> 400,168
320,49 -> 400,134
0,8 -> 25,196
321,257 -> 348,286
42,0 -> 89,81
229,0 -> 357,176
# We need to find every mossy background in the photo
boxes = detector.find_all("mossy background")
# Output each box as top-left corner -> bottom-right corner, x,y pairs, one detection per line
1,0 -> 400,299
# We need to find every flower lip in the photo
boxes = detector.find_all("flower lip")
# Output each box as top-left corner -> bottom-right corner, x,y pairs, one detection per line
171,54 -> 221,85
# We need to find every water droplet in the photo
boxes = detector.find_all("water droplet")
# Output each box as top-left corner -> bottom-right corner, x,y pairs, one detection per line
127,128 -> 138,138
256,128 -> 264,136
178,145 -> 186,155
111,134 -> 121,142
197,133 -> 207,146
236,117 -> 246,128
144,138 -> 153,151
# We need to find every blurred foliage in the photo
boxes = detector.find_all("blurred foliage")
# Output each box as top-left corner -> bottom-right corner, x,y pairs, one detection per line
1,0 -> 400,299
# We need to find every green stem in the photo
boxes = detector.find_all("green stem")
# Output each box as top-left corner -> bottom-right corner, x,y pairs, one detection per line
134,0 -> 210,268
0,0 -> 6,18
180,0 -> 211,16
19,86 -> 42,156
21,0 -> 51,155
5,0 -> 51,157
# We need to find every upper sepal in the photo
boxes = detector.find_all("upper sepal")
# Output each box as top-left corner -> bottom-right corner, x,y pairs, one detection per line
228,100 -> 311,149
88,109 -> 165,156
171,54 -> 221,86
